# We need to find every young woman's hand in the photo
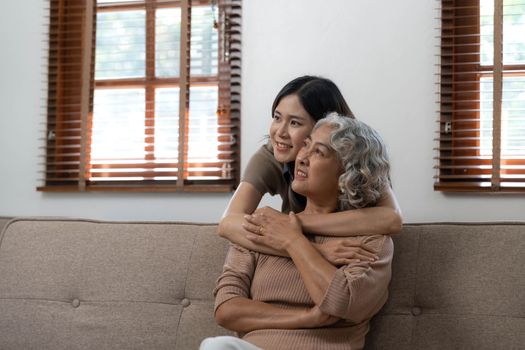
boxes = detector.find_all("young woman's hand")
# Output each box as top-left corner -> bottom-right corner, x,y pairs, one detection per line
243,209 -> 304,252
315,239 -> 379,266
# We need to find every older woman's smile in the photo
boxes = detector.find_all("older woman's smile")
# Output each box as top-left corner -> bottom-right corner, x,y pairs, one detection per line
295,168 -> 308,180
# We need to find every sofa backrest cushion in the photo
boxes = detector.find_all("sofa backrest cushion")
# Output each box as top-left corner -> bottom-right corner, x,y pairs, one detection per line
365,223 -> 525,350
0,217 -> 11,232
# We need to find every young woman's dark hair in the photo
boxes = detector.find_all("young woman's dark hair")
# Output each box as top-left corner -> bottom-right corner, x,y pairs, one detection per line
271,76 -> 355,122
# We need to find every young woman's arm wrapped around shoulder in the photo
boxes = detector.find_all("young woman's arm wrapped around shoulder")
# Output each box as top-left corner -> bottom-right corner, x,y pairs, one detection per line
297,186 -> 403,237
246,186 -> 402,238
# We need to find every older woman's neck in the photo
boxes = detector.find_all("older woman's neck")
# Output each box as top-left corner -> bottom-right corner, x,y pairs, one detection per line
302,198 -> 338,215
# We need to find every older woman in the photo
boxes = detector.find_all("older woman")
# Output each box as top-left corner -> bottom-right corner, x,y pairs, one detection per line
201,113 -> 394,350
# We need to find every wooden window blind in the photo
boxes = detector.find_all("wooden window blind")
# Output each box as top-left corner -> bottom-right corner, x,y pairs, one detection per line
435,0 -> 525,192
39,0 -> 241,192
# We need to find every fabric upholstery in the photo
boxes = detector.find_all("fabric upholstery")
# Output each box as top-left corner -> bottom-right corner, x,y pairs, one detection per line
0,218 -> 231,350
0,218 -> 524,350
0,217 -> 10,232
365,223 -> 525,350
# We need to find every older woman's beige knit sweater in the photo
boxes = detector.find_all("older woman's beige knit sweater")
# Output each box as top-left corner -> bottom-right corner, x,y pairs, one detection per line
214,234 -> 393,350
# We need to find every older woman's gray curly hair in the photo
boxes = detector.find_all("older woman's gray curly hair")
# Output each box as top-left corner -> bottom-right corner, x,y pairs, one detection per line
314,112 -> 391,210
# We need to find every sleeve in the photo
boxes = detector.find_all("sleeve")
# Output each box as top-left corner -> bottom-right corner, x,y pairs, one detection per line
214,244 -> 257,313
241,144 -> 285,196
318,235 -> 394,323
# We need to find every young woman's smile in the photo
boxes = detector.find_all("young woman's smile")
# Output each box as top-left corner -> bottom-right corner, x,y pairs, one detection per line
269,94 -> 315,164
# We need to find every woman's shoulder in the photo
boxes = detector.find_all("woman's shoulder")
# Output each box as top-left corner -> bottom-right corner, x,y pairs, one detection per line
244,143 -> 280,170
242,143 -> 286,196
252,143 -> 276,161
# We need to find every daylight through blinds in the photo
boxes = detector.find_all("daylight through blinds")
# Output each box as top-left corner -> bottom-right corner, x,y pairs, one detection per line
40,0 -> 241,192
435,0 -> 525,192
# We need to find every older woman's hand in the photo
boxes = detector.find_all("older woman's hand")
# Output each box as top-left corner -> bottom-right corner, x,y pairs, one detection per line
242,206 -> 288,235
243,209 -> 304,252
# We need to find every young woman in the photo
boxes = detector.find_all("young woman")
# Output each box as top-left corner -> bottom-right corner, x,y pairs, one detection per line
202,113 -> 394,350
218,76 -> 402,263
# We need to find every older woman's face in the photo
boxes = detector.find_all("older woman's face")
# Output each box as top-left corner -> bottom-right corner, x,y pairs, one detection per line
291,124 -> 341,203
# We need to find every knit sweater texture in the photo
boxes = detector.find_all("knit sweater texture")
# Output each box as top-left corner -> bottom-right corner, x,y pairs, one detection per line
214,234 -> 394,350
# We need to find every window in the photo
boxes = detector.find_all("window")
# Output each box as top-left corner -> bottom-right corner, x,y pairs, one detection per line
40,0 -> 241,192
436,0 -> 525,192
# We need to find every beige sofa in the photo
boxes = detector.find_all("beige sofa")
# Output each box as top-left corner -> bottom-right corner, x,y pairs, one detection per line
0,217 -> 524,350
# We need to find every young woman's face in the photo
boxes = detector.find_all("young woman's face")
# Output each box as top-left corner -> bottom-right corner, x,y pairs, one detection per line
269,94 -> 316,163
292,124 -> 342,204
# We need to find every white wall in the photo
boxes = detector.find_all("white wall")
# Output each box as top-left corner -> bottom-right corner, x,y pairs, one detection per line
0,0 -> 523,223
